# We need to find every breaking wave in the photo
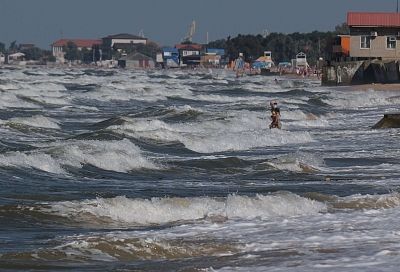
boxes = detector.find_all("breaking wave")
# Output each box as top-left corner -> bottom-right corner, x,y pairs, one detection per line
42,192 -> 327,225
0,139 -> 158,174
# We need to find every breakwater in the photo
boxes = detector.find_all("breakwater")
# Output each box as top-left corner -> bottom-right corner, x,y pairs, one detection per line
322,60 -> 400,86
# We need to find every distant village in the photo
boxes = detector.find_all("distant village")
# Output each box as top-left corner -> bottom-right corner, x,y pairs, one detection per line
3,11 -> 400,85
0,19 -> 317,75
0,28 -> 233,70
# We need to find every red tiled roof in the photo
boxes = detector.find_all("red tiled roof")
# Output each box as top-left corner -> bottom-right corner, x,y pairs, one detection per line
52,39 -> 102,48
347,12 -> 400,27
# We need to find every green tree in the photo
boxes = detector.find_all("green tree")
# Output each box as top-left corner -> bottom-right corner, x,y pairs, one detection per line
0,42 -> 5,53
80,47 -> 94,63
21,47 -> 43,60
208,28 -> 339,65
63,41 -> 80,61
9,40 -> 18,52
335,23 -> 350,35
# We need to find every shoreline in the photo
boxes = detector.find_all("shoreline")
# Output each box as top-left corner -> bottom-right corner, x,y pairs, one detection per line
348,83 -> 400,91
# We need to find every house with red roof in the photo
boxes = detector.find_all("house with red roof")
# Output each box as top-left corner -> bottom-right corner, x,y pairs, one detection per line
347,12 -> 400,60
51,39 -> 102,63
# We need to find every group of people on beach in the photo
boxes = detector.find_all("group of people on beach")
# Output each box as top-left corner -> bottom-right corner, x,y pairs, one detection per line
269,101 -> 281,129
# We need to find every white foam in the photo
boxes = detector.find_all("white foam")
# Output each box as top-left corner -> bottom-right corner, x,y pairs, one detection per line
58,139 -> 159,172
45,193 -> 326,225
109,111 -> 314,153
0,152 -> 66,174
8,115 -> 60,129
0,139 -> 157,174
323,90 -> 400,109
0,92 -> 39,109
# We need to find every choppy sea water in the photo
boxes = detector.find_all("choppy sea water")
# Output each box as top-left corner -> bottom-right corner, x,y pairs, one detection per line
1,66 -> 400,271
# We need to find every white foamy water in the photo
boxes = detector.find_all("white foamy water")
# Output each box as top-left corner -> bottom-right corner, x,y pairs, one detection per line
108,111 -> 314,153
0,139 -> 158,173
8,115 -> 60,129
44,192 -> 326,225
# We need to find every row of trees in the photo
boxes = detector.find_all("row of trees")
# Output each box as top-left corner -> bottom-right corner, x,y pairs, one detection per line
0,41 -> 55,62
208,23 -> 349,65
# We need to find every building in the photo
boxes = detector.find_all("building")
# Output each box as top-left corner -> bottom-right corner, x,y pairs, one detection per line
292,52 -> 309,69
175,43 -> 202,66
118,52 -> 155,69
51,39 -> 102,63
201,48 -> 226,67
18,44 -> 35,51
332,35 -> 350,62
162,47 -> 179,68
347,12 -> 400,60
252,51 -> 274,69
322,12 -> 400,85
102,33 -> 147,52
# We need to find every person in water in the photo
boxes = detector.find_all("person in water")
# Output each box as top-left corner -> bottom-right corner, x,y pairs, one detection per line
269,101 -> 281,129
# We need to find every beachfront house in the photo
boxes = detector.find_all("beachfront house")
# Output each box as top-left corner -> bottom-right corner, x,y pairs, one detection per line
347,12 -> 400,60
118,52 -> 155,69
332,35 -> 350,62
162,47 -> 180,68
200,48 -> 226,67
291,52 -> 309,70
175,43 -> 202,66
51,39 -> 102,63
102,33 -> 148,58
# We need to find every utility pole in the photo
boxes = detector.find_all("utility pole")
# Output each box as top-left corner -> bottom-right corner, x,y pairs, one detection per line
397,0 -> 399,13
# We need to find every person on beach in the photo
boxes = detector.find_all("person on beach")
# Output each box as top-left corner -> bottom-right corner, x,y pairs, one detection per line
269,101 -> 281,129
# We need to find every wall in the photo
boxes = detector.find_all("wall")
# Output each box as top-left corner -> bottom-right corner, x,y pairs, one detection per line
111,39 -> 147,47
350,36 -> 400,59
321,60 -> 400,86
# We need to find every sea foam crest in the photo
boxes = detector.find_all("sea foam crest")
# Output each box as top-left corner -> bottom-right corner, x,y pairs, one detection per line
59,139 -> 158,172
109,113 -> 314,153
0,139 -> 157,174
8,115 -> 60,129
323,90 -> 399,109
45,193 -> 326,225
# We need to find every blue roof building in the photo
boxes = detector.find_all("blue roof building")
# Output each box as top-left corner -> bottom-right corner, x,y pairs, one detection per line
162,47 -> 179,67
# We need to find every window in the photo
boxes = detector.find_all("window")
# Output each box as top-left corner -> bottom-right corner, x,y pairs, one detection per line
387,36 -> 396,49
360,36 -> 371,49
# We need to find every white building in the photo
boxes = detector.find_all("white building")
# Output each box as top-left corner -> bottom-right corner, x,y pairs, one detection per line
51,39 -> 102,63
102,33 -> 147,52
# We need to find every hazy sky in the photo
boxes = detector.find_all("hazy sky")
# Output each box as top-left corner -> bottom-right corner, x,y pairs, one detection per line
0,0 -> 398,49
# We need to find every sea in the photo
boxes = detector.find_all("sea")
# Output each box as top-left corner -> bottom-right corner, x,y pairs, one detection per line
1,66 -> 400,271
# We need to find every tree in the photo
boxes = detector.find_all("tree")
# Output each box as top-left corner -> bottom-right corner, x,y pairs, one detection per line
21,47 -> 43,60
9,40 -> 18,52
0,42 -> 5,53
208,29 -> 339,65
63,41 -> 80,61
335,23 -> 350,35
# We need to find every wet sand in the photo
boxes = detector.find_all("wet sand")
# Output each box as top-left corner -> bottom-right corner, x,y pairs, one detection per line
349,83 -> 400,91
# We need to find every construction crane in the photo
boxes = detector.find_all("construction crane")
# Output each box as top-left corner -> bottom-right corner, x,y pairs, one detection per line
138,29 -> 145,38
183,20 -> 196,43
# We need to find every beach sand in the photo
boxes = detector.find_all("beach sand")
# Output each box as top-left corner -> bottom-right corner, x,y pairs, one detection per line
349,83 -> 400,91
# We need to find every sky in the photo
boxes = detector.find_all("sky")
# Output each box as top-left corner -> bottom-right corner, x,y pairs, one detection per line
0,0 -> 398,49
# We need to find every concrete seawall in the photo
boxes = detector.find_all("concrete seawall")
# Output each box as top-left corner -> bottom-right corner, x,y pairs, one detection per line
372,114 -> 400,129
322,60 -> 400,86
